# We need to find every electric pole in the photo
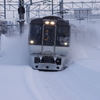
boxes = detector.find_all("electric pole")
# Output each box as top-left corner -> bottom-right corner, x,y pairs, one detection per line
52,0 -> 53,15
59,0 -> 63,18
18,0 -> 25,34
4,0 -> 6,19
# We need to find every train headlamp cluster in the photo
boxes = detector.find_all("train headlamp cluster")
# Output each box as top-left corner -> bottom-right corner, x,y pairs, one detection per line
50,21 -> 55,25
64,42 -> 68,46
59,37 -> 69,46
45,21 -> 49,25
29,40 -> 34,44
44,21 -> 56,25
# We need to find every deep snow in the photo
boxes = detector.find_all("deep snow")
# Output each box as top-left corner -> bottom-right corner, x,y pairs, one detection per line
0,19 -> 100,100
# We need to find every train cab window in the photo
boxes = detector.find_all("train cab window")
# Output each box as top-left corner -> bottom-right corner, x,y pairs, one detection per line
29,24 -> 42,45
43,26 -> 55,46
56,25 -> 70,46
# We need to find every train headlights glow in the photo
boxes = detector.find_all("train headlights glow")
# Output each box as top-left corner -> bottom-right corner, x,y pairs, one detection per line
44,20 -> 56,25
59,37 -> 69,46
29,40 -> 34,44
50,21 -> 55,25
45,21 -> 50,25
64,42 -> 68,45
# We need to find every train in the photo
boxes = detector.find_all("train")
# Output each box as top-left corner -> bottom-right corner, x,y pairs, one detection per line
28,15 -> 71,71
0,19 -> 8,34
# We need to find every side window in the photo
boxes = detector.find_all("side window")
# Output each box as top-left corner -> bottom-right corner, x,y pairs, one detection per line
56,25 -> 70,46
30,24 -> 42,45
57,25 -> 69,37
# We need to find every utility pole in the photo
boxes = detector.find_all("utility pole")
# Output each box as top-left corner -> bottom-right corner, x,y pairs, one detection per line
26,4 -> 30,23
30,0 -> 32,5
52,0 -> 53,15
18,0 -> 25,34
59,0 -> 63,18
4,0 -> 6,19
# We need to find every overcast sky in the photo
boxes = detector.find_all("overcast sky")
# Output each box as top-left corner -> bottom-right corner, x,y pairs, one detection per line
1,0 -> 99,19
26,0 -> 97,2
27,0 -> 97,1
3,0 -> 98,3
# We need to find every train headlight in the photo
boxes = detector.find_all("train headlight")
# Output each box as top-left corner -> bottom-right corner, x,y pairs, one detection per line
29,40 -> 34,44
64,42 -> 68,46
59,37 -> 69,46
50,21 -> 55,25
45,21 -> 50,25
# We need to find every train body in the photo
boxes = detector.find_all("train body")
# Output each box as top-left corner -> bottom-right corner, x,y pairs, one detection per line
28,16 -> 70,71
0,19 -> 8,34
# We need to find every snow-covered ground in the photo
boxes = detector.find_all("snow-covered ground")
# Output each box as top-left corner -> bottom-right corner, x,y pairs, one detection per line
0,19 -> 100,100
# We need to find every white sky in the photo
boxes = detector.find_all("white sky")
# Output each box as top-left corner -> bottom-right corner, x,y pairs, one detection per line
24,0 -> 99,3
1,0 -> 99,19
0,0 -> 98,2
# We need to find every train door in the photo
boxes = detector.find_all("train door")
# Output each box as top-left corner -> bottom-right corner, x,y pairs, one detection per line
41,25 -> 56,55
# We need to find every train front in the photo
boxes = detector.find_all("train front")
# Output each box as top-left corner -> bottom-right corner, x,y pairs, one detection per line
28,16 -> 70,70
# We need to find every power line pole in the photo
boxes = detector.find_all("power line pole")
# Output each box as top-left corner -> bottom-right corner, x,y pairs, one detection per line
52,0 -> 53,15
30,0 -> 32,5
18,0 -> 25,34
59,0 -> 63,18
26,4 -> 30,23
4,0 -> 6,19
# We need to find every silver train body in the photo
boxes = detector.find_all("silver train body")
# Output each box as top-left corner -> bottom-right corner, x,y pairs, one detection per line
28,16 -> 70,71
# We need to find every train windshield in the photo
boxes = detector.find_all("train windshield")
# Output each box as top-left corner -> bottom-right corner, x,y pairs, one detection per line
43,25 -> 55,46
29,23 -> 70,46
29,24 -> 42,45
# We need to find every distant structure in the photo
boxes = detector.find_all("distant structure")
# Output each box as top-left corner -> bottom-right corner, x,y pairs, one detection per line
74,8 -> 92,19
1,1 -> 100,19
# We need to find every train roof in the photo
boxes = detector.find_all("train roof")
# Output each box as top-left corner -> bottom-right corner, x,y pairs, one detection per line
43,15 -> 62,20
30,16 -> 62,22
30,15 -> 69,25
